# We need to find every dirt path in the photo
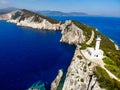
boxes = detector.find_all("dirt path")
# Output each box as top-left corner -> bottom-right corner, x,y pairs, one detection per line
102,66 -> 120,81
86,30 -> 94,45
80,48 -> 120,82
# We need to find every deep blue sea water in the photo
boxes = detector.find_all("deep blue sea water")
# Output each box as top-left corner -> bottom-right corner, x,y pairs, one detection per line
50,16 -> 120,46
0,21 -> 75,90
0,16 -> 120,90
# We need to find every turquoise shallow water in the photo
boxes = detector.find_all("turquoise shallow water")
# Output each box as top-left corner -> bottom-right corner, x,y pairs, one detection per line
0,20 -> 75,90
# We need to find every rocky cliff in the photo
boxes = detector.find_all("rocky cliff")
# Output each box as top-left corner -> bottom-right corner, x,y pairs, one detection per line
62,47 -> 104,90
0,9 -> 62,30
0,9 -> 85,44
60,20 -> 85,44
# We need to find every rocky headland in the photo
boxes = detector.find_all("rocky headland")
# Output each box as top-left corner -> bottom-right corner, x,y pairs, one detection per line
0,9 -> 62,30
0,9 -> 120,90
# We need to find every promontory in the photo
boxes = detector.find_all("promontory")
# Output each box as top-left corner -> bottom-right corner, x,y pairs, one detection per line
0,9 -> 120,90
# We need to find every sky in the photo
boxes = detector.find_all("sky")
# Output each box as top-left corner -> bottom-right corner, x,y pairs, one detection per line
0,0 -> 120,17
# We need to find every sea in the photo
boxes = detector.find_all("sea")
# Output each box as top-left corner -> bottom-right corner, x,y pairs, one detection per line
0,16 -> 120,90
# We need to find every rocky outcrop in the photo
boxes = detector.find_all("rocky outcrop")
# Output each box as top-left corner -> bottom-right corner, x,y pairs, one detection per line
60,20 -> 85,44
8,18 -> 61,30
51,70 -> 63,90
62,47 -> 104,90
0,9 -> 63,30
0,13 -> 12,20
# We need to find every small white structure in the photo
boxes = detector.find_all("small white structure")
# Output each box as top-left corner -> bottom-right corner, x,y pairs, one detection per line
86,35 -> 104,60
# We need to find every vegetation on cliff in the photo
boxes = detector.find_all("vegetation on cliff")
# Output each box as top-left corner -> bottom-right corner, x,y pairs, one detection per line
94,66 -> 120,90
72,20 -> 120,89
103,57 -> 120,78
72,20 -> 120,67
72,20 -> 93,41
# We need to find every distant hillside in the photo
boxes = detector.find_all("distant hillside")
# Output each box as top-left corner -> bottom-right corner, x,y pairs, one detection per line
36,10 -> 88,16
0,7 -> 18,15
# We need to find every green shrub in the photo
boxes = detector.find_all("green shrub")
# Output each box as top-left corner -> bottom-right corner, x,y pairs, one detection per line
77,55 -> 82,59
81,78 -> 84,82
103,57 -> 116,65
88,62 -> 91,66
80,43 -> 87,50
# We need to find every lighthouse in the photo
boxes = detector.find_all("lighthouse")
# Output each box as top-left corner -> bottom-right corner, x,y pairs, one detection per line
95,35 -> 101,50
84,35 -> 104,60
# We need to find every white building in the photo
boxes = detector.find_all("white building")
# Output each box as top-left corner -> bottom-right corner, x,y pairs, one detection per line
86,35 -> 104,60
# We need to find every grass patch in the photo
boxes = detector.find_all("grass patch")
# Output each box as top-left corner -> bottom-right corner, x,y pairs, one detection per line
94,66 -> 120,90
103,57 -> 120,78
80,43 -> 88,50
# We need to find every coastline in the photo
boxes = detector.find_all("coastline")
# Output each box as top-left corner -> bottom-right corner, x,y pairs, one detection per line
54,20 -> 120,90
109,39 -> 119,50
1,19 -> 119,90
0,10 -> 120,90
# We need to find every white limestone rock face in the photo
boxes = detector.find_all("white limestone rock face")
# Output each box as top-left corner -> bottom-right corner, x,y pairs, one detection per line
0,10 -> 23,20
60,20 -> 85,44
62,47 -> 105,90
0,9 -> 61,31
9,18 -> 61,30
0,13 -> 12,20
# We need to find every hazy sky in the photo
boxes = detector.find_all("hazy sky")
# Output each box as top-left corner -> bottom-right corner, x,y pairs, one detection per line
0,0 -> 120,16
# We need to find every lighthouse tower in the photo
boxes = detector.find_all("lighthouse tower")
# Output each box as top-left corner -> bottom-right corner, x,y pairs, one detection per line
85,35 -> 104,60
95,35 -> 101,50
